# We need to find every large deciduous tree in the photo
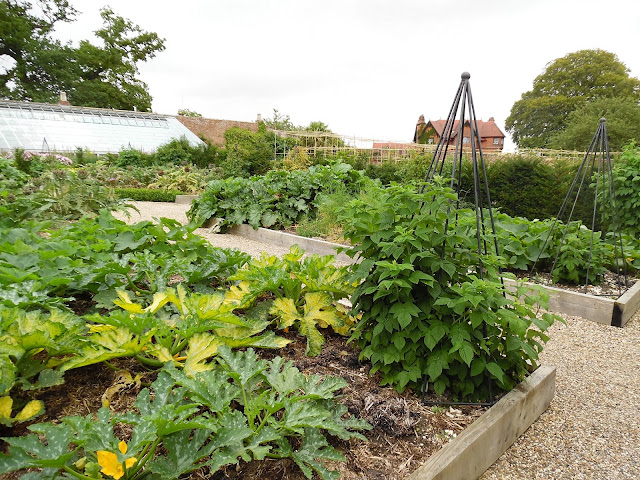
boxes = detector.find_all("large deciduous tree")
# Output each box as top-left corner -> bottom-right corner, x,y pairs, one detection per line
550,97 -> 640,151
0,1 -> 165,111
506,49 -> 640,148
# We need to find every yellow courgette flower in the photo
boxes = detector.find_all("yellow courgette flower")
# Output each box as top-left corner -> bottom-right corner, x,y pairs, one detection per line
96,440 -> 138,479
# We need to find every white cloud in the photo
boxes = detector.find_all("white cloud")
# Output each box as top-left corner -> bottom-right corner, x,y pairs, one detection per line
52,0 -> 640,150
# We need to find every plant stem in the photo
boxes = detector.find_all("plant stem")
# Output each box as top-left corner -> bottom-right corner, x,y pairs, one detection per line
63,465 -> 100,480
135,355 -> 164,368
103,360 -> 120,371
127,437 -> 161,477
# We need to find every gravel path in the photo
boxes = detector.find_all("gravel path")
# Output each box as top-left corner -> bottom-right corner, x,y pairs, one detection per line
114,202 -> 640,480
112,201 -> 294,258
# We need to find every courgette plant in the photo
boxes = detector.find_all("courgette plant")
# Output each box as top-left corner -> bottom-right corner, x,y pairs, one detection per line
228,246 -> 355,355
0,308 -> 86,424
64,285 -> 289,375
1,347 -> 371,480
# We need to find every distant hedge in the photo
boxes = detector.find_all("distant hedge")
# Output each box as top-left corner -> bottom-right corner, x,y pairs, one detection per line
114,188 -> 182,202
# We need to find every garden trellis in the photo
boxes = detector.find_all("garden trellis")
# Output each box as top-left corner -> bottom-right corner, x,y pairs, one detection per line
420,72 -> 503,406
530,118 -> 629,296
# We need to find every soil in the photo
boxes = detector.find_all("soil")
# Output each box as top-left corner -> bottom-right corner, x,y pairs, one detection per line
0,326 -> 485,480
516,270 -> 638,298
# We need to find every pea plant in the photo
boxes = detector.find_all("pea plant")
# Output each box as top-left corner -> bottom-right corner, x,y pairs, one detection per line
338,182 -> 561,400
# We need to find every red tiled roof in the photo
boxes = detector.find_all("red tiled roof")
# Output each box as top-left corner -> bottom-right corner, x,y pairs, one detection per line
427,119 -> 505,139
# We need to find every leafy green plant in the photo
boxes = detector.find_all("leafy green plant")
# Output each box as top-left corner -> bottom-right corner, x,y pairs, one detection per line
0,211 -> 250,312
551,222 -> 606,284
0,307 -> 86,425
64,283 -> 289,373
228,246 -> 355,355
147,165 -> 208,194
1,348 -> 370,480
188,162 -> 372,230
339,181 -> 560,400
610,142 -> 640,236
114,187 -> 182,202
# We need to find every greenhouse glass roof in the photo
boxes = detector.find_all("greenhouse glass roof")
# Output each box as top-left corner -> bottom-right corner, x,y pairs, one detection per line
0,100 -> 204,154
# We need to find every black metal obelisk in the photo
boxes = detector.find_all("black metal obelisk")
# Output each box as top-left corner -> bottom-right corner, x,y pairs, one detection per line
531,118 -> 628,297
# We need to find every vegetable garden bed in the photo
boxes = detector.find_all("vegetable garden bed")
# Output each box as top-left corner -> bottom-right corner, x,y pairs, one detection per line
503,278 -> 640,327
228,226 -> 640,327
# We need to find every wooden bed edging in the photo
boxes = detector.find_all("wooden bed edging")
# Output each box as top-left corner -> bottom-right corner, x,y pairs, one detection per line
503,278 -> 640,327
406,365 -> 556,480
228,224 -> 355,263
226,224 -> 640,326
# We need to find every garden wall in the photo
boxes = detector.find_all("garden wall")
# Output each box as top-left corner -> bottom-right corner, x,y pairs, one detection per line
176,116 -> 259,146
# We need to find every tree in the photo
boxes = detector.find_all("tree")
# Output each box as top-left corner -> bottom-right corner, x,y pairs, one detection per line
0,1 -> 165,111
177,108 -> 203,117
506,49 -> 640,148
263,109 -> 296,130
550,97 -> 640,151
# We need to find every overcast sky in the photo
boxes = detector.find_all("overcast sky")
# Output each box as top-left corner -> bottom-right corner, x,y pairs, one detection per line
54,0 -> 640,151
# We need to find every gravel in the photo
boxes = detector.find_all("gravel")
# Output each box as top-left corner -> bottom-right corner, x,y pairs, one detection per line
114,201 -> 640,480
112,201 -> 295,258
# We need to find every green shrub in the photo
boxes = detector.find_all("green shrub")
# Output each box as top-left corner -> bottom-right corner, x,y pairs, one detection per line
483,154 -> 564,220
339,181 -> 560,400
116,148 -> 154,167
222,125 -> 273,177
611,142 -> 640,236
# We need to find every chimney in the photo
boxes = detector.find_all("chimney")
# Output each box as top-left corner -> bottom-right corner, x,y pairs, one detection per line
257,113 -> 262,123
417,114 -> 426,125
58,91 -> 71,106
488,117 -> 495,122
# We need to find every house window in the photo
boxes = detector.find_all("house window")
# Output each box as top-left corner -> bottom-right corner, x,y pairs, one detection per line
428,138 -> 434,144
463,137 -> 470,144
493,138 -> 499,145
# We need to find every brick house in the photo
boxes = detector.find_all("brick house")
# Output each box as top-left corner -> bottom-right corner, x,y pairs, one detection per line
413,114 -> 505,151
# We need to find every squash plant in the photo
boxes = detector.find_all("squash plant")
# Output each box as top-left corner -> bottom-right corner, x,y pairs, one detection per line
0,308 -> 86,424
339,182 -> 561,400
63,285 -> 289,374
228,246 -> 355,356
1,348 -> 370,480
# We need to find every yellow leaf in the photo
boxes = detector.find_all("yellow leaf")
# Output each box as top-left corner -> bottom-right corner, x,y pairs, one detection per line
183,333 -> 222,377
270,297 -> 300,329
224,281 -> 252,306
144,292 -> 170,314
13,400 -> 44,422
89,324 -> 116,333
113,290 -> 145,314
0,396 -> 12,419
97,450 -> 124,479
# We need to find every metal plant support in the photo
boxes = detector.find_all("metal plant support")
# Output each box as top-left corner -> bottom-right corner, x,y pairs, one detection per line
420,72 -> 502,407
530,118 -> 628,296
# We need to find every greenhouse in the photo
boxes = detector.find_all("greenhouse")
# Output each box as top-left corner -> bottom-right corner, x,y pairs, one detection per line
0,100 -> 203,154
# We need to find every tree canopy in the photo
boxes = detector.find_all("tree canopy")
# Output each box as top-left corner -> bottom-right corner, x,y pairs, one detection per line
506,49 -> 640,148
550,97 -> 640,151
0,1 -> 165,111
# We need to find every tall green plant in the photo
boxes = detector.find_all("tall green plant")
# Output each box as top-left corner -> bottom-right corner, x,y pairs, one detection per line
339,182 -> 560,400
611,142 -> 640,236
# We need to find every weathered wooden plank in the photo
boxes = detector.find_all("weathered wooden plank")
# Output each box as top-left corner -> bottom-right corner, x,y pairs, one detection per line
615,280 -> 640,327
503,278 -> 614,325
407,366 -> 556,480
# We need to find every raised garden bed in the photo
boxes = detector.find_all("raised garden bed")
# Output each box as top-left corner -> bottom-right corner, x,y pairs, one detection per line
503,278 -> 640,327
228,224 -> 354,264
227,226 -> 640,327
